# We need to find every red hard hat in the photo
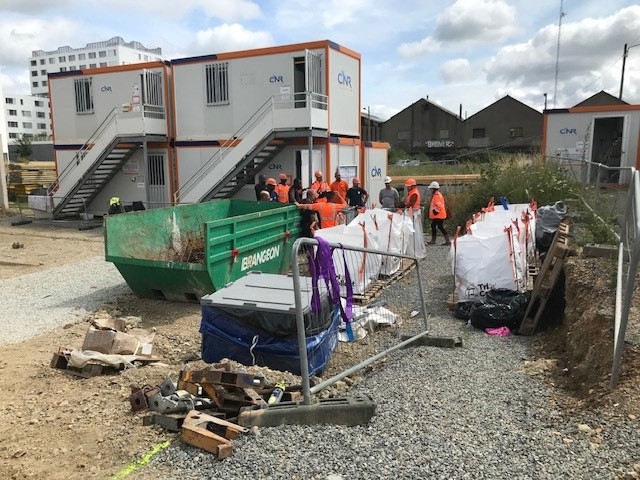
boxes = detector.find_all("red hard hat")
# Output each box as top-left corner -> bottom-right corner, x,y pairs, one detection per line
266,177 -> 277,186
314,170 -> 323,178
278,173 -> 287,180
405,178 -> 417,187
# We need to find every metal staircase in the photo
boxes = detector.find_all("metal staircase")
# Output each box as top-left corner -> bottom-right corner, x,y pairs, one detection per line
48,107 -> 167,218
174,91 -> 328,204
209,135 -> 288,200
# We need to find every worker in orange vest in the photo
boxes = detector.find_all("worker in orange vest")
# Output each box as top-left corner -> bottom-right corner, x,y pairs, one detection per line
427,181 -> 450,245
295,190 -> 347,229
265,177 -> 278,202
275,173 -> 290,203
330,170 -> 349,202
403,178 -> 421,210
310,170 -> 330,195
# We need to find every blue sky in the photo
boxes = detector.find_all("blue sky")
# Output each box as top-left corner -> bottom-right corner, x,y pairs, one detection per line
1,0 -> 640,119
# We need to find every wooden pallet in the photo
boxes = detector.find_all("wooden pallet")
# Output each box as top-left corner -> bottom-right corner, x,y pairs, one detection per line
353,260 -> 416,304
518,222 -> 570,335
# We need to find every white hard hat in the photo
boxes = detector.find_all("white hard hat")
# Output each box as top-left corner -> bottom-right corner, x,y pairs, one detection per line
384,176 -> 392,184
428,181 -> 440,189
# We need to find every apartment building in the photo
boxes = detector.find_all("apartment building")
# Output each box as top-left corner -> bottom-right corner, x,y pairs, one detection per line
28,36 -> 163,97
4,94 -> 51,140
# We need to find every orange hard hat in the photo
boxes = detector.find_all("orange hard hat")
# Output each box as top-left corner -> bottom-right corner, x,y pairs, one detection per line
314,170 -> 323,178
266,177 -> 277,186
352,178 -> 360,184
405,178 -> 417,187
278,173 -> 287,180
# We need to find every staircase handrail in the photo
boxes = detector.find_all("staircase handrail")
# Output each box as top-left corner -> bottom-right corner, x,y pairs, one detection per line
48,107 -> 119,195
173,91 -> 327,203
172,96 -> 277,203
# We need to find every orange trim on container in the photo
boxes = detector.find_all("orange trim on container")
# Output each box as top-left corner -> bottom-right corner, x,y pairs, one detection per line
81,61 -> 166,76
47,77 -> 59,176
636,126 -> 640,170
325,44 -> 331,175
337,137 -> 361,146
169,63 -> 180,195
366,141 -> 389,149
569,104 -> 640,113
209,41 -> 329,62
288,138 -> 329,146
334,44 -> 361,60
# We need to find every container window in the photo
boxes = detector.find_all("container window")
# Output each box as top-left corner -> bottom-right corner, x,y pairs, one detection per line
74,77 -> 94,114
205,62 -> 230,106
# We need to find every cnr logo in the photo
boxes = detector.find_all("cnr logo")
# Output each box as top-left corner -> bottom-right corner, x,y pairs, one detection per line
337,71 -> 352,88
100,86 -> 112,92
268,163 -> 282,170
269,75 -> 284,83
370,167 -> 382,177
560,128 -> 577,134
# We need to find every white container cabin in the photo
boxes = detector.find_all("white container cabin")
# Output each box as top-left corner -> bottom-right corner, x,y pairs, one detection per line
543,104 -> 640,184
46,40 -> 388,217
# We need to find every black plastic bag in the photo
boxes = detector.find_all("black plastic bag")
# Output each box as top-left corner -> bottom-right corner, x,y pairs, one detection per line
453,300 -> 479,320
469,289 -> 531,330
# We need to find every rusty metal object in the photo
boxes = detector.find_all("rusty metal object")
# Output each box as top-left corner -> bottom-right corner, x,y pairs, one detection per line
129,388 -> 149,411
181,369 -> 266,389
181,410 -> 248,459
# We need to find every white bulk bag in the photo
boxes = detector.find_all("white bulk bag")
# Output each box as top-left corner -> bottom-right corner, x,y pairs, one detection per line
349,209 -> 406,275
402,209 -> 426,260
315,224 -> 382,295
452,232 -> 519,301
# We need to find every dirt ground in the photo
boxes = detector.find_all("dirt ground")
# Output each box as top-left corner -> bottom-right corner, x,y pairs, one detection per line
0,210 -> 639,479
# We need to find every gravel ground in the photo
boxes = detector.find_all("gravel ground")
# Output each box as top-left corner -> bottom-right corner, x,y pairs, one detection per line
0,256 -> 129,345
137,244 -> 640,480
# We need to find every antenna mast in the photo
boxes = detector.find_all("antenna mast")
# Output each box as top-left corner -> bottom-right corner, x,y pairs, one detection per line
553,0 -> 566,107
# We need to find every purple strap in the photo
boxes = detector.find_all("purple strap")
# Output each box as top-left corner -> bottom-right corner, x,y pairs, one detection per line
307,237 -> 353,323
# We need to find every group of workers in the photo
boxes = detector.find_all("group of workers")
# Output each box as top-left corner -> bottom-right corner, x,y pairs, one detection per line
255,170 -> 449,245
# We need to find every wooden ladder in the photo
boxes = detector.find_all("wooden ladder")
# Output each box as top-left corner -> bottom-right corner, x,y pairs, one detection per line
518,222 -> 570,335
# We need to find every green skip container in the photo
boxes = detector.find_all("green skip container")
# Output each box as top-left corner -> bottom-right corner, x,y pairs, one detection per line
105,199 -> 301,302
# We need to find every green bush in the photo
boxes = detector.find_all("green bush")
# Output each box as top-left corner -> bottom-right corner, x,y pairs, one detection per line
450,155 -> 577,229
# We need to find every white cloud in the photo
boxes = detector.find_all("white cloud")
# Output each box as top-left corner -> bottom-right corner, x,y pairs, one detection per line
434,0 -> 517,43
0,16 -> 80,68
398,37 -> 441,58
398,0 -> 517,58
190,24 -> 274,55
105,0 -> 262,22
440,58 -> 477,83
0,0 -> 76,14
484,5 -> 640,103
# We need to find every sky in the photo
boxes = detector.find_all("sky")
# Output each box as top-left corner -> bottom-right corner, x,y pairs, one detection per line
1,0 -> 640,120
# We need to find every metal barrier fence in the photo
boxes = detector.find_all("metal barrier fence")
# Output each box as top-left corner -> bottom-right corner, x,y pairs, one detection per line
612,168 -> 640,386
290,236 -> 429,405
548,155 -> 639,387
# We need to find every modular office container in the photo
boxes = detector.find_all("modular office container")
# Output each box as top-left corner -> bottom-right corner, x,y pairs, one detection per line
46,40 -> 388,218
543,104 -> 640,184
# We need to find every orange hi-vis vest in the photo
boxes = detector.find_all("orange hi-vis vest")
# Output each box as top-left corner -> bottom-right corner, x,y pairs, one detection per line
275,184 -> 290,203
405,188 -> 421,209
310,180 -> 330,194
300,194 -> 347,229
330,180 -> 349,201
429,191 -> 446,220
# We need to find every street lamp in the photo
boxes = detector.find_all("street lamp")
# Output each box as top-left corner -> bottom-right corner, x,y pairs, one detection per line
619,42 -> 640,100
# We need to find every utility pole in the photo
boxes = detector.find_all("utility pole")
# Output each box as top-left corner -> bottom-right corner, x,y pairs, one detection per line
620,43 -> 640,100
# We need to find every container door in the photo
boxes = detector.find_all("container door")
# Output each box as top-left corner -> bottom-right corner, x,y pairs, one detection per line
147,153 -> 167,209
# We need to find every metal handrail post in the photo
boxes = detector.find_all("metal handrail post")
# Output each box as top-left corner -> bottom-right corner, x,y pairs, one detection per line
291,237 -> 313,405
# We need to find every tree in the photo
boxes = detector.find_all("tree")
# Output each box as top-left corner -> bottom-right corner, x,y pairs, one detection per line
14,135 -> 33,162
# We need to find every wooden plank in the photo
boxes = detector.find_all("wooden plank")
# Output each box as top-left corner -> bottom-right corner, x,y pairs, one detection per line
518,223 -> 570,335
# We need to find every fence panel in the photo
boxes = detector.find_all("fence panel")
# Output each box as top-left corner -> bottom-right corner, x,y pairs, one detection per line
291,236 -> 430,404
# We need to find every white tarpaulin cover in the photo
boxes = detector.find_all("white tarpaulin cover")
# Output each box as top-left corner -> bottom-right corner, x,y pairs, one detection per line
315,224 -> 382,295
452,203 -> 535,301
